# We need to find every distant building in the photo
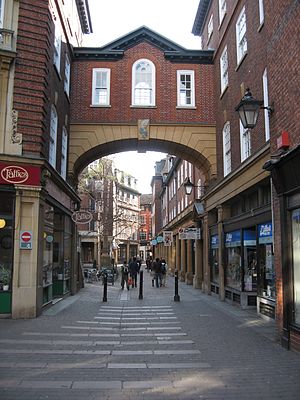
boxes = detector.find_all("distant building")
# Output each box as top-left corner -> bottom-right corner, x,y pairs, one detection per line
139,194 -> 152,261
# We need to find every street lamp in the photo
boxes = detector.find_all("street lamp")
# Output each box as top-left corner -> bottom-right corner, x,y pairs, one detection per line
235,88 -> 273,129
184,177 -> 206,196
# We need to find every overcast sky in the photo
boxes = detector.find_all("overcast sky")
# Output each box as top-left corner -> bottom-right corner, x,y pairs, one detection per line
83,0 -> 201,193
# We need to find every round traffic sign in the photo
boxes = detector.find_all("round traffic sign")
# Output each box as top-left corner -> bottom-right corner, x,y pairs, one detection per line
21,231 -> 31,242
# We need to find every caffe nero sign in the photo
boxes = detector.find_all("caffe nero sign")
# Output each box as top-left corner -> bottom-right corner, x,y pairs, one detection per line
72,210 -> 93,224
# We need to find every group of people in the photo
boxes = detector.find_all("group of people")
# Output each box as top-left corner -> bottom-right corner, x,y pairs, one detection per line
120,256 -> 168,290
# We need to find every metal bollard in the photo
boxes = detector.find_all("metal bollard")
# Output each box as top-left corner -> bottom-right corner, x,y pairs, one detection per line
103,273 -> 107,302
139,270 -> 143,299
174,270 -> 180,302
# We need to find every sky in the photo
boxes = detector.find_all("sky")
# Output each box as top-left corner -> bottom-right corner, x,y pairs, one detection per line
83,0 -> 201,194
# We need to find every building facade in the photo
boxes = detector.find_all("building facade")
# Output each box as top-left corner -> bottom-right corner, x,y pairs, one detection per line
0,0 -> 92,317
139,194 -> 152,261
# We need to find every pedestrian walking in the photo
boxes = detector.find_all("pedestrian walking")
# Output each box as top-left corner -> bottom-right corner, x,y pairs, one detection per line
129,256 -> 139,288
152,257 -> 162,288
161,258 -> 167,286
121,261 -> 130,290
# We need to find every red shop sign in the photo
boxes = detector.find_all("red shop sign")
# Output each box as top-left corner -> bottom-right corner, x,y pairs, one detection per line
0,163 -> 41,186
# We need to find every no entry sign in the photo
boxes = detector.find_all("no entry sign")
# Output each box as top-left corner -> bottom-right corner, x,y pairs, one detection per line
20,230 -> 33,249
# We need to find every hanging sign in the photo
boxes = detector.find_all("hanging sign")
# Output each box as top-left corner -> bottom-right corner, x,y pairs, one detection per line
71,210 -> 93,224
151,239 -> 157,246
20,230 -> 33,249
163,231 -> 173,246
179,228 -> 201,240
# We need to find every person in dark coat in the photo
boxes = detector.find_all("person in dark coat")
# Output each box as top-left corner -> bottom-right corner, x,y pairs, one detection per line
121,260 -> 130,290
129,256 -> 139,288
152,257 -> 162,288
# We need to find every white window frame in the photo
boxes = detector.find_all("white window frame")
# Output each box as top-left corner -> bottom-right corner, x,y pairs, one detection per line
222,122 -> 231,176
49,106 -> 58,168
259,0 -> 264,26
240,120 -> 251,161
132,59 -> 155,106
207,14 -> 213,41
60,127 -> 68,179
262,68 -> 270,141
54,24 -> 62,73
64,53 -> 71,96
220,45 -> 228,93
177,70 -> 195,107
236,6 -> 247,64
0,0 -> 5,28
92,68 -> 111,106
218,0 -> 226,25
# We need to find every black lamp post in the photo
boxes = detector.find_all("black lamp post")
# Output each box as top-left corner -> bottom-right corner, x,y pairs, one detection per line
235,88 -> 273,129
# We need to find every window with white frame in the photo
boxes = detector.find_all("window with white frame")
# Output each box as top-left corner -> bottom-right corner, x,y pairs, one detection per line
49,106 -> 58,168
220,45 -> 228,93
263,68 -> 270,141
240,120 -> 251,161
0,0 -> 5,28
219,0 -> 226,25
222,122 -> 231,176
259,0 -> 264,25
60,127 -> 68,179
92,68 -> 111,106
177,70 -> 195,107
236,6 -> 247,64
132,59 -> 155,106
208,14 -> 213,41
64,54 -> 71,96
54,24 -> 62,73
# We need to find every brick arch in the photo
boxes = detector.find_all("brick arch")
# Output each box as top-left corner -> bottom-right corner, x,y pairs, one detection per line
69,123 -> 216,181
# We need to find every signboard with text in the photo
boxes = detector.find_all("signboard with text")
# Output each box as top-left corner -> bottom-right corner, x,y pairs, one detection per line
179,228 -> 201,240
0,163 -> 41,186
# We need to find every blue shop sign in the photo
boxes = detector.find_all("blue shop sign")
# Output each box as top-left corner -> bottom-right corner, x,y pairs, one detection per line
211,235 -> 219,249
258,222 -> 273,244
243,229 -> 256,246
225,230 -> 241,247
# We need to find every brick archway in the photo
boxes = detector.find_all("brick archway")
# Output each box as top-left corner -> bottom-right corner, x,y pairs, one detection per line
69,123 -> 216,182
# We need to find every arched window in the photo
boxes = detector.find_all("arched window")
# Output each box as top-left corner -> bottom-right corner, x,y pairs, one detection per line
132,59 -> 155,106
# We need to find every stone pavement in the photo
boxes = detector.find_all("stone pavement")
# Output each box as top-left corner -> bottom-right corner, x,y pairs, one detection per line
0,267 -> 299,400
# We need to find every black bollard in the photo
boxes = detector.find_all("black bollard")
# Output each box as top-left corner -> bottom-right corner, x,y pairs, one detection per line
174,270 -> 180,302
139,270 -> 143,299
103,273 -> 107,302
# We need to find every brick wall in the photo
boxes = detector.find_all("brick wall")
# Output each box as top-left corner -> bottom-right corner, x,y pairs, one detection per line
70,42 -> 215,125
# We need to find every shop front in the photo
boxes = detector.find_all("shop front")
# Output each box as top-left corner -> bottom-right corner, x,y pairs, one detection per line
209,233 -> 219,295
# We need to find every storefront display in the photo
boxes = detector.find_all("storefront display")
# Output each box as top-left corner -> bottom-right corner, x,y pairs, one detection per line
225,230 -> 242,290
210,235 -> 219,283
243,228 -> 257,292
257,222 -> 275,299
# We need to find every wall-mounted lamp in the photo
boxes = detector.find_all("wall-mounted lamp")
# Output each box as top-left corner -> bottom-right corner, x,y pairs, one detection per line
183,177 -> 206,196
235,88 -> 273,129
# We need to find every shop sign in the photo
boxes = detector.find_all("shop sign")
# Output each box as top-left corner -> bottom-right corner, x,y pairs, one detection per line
163,231 -> 173,246
243,229 -> 256,246
258,223 -> 273,244
225,230 -> 241,247
20,230 -> 33,249
179,228 -> 201,240
156,235 -> 164,243
71,210 -> 93,224
0,162 -> 41,186
151,239 -> 157,245
211,235 -> 219,249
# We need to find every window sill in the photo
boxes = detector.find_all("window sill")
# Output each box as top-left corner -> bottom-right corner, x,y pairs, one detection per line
218,12 -> 227,31
130,105 -> 157,109
220,85 -> 229,99
90,104 -> 111,108
176,106 -> 197,110
257,21 -> 264,32
235,52 -> 248,72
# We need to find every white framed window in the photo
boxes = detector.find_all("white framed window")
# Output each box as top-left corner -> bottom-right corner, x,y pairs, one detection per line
0,0 -> 5,28
54,24 -> 62,73
259,0 -> 264,25
236,6 -> 247,64
240,120 -> 251,161
219,0 -> 226,25
92,68 -> 111,106
64,54 -> 71,96
132,59 -> 155,106
208,14 -> 213,41
49,106 -> 58,168
222,122 -> 231,176
220,45 -> 228,93
60,127 -> 68,179
177,70 -> 195,107
262,68 -> 270,141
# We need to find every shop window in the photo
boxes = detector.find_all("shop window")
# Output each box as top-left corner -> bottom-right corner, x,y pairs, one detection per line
257,222 -> 275,299
177,70 -> 195,107
0,191 -> 14,294
132,59 -> 155,106
292,209 -> 300,325
225,230 -> 242,290
210,235 -> 219,284
243,228 -> 257,292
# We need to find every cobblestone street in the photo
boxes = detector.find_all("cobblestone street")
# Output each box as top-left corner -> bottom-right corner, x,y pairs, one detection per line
0,268 -> 299,400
